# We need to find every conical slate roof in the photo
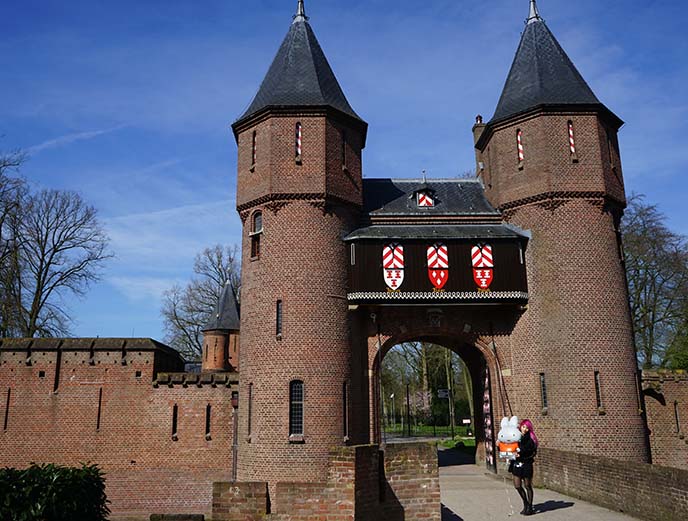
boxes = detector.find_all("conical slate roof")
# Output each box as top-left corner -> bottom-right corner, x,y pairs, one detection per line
202,282 -> 240,332
490,8 -> 603,124
236,4 -> 363,125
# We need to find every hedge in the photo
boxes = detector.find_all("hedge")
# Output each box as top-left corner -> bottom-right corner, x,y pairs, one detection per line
0,463 -> 110,521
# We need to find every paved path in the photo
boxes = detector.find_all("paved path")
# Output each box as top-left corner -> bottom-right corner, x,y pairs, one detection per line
439,448 -> 638,521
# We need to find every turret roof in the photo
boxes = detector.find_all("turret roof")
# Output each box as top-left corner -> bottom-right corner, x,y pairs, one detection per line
235,1 -> 363,126
202,282 -> 240,332
490,2 -> 607,125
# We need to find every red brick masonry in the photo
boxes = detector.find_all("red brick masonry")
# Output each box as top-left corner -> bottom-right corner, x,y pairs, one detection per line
535,447 -> 688,521
212,442 -> 440,521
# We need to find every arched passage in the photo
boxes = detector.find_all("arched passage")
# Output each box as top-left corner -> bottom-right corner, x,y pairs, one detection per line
355,307 -> 511,473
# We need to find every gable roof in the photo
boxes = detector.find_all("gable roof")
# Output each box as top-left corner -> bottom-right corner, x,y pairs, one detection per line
234,14 -> 363,127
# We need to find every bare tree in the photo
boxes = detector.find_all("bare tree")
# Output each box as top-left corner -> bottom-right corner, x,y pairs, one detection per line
161,244 -> 240,360
0,150 -> 26,265
622,194 -> 688,368
3,189 -> 112,337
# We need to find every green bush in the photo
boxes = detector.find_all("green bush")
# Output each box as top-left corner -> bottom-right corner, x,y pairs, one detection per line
0,463 -> 110,521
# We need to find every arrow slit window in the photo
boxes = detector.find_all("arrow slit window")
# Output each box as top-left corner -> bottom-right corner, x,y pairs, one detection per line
251,131 -> 257,170
517,129 -> 524,169
250,211 -> 263,259
276,300 -> 283,338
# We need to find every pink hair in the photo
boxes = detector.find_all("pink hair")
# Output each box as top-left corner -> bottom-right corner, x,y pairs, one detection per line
520,419 -> 539,447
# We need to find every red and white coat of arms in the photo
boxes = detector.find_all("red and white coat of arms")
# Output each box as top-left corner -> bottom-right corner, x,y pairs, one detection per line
383,244 -> 405,290
471,244 -> 494,290
427,243 -> 449,289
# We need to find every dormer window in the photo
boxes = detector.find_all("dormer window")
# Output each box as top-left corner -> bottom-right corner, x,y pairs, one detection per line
417,191 -> 434,208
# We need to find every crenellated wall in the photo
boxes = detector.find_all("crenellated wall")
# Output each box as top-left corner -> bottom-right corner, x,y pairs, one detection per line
0,338 -> 238,520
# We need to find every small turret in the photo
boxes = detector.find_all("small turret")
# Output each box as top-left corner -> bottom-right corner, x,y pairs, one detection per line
201,281 -> 240,372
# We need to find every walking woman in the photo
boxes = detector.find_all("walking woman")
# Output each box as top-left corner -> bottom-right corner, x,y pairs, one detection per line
510,419 -> 538,515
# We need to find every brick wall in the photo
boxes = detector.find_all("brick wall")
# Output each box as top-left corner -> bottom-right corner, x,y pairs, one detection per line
235,108 -> 365,490
535,447 -> 688,520
0,338 -> 238,520
643,370 -> 688,469
473,109 -> 648,464
213,442 -> 438,521
382,443 -> 441,521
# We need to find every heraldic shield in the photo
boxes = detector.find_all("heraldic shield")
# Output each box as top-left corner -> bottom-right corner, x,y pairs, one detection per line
471,244 -> 494,290
427,243 -> 449,289
383,243 -> 404,290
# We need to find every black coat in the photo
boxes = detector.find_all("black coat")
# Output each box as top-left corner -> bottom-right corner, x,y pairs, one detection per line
518,431 -> 537,462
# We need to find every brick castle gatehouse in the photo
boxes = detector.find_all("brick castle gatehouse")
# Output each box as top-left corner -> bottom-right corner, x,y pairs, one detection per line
2,2 -> 686,520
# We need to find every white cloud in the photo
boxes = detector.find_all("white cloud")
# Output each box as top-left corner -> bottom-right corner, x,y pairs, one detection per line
26,125 -> 127,153
108,275 -> 181,301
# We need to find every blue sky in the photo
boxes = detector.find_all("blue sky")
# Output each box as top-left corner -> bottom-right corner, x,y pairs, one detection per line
2,0 -> 687,341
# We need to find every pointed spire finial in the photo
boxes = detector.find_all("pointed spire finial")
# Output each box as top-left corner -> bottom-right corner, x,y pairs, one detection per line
527,0 -> 542,24
293,0 -> 308,23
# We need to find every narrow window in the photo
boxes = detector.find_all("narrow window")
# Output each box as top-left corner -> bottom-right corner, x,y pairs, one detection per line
3,389 -> 10,431
635,371 -> 643,413
607,130 -> 616,168
295,122 -> 302,162
172,404 -> 179,440
251,131 -> 257,167
250,211 -> 263,259
205,404 -> 212,440
675,401 -> 681,434
96,388 -> 103,431
539,373 -> 548,411
289,380 -> 304,436
567,121 -> 576,154
343,381 -> 349,439
341,130 -> 347,169
517,129 -> 524,167
248,383 -> 253,437
594,371 -> 603,409
276,300 -> 283,337
53,348 -> 62,392
350,243 -> 356,266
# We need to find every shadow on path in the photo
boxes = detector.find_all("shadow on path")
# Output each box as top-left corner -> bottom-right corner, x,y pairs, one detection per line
534,499 -> 575,513
438,447 -> 475,467
441,503 -> 464,521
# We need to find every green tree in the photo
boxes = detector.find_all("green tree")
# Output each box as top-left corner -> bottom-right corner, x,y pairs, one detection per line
622,194 -> 688,368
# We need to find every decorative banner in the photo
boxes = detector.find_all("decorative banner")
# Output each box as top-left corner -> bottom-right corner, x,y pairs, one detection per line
471,244 -> 494,290
417,192 -> 434,207
427,243 -> 449,289
382,243 -> 404,290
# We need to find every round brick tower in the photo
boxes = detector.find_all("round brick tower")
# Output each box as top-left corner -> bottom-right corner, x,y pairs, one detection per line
474,1 -> 649,462
231,1 -> 367,486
